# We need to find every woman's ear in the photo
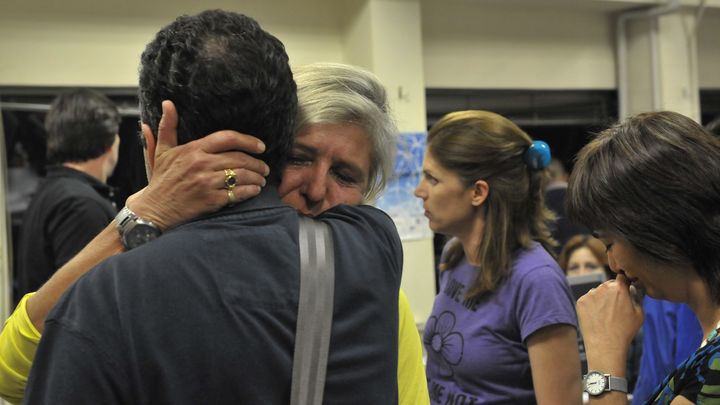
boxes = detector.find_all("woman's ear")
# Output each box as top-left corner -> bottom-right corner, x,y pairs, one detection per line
471,180 -> 489,207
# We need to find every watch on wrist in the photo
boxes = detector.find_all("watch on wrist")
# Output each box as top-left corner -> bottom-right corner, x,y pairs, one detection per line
115,206 -> 162,250
583,371 -> 628,396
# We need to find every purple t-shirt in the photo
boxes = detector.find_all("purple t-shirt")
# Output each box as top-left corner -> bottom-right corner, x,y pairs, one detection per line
424,241 -> 577,404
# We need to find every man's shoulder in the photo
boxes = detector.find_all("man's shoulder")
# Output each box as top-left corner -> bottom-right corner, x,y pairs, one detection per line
54,175 -> 104,197
321,205 -> 399,244
92,204 -> 299,275
22,176 -> 113,228
319,204 -> 402,272
320,204 -> 396,230
36,175 -> 108,206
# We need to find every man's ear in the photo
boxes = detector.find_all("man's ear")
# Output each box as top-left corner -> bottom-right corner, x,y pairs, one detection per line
471,180 -> 489,207
141,123 -> 157,170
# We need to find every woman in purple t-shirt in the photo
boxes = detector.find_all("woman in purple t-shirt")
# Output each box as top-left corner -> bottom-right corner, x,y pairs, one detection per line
415,110 -> 581,404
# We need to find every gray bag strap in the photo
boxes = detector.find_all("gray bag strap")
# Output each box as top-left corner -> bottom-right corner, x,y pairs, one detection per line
290,216 -> 335,405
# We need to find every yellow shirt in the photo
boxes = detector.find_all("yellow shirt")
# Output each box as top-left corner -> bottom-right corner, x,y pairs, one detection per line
398,289 -> 430,405
0,293 -> 41,404
0,291 -> 429,405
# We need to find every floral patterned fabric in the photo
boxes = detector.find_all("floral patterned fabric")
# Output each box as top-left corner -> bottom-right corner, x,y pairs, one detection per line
424,241 -> 577,404
647,332 -> 720,404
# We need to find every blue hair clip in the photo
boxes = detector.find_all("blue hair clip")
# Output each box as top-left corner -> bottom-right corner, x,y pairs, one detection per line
524,140 -> 551,170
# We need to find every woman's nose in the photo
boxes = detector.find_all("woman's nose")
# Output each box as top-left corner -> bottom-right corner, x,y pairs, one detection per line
302,170 -> 329,205
414,181 -> 425,199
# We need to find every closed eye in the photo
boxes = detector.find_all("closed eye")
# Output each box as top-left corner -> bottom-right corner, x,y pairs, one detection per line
287,153 -> 312,166
331,168 -> 359,186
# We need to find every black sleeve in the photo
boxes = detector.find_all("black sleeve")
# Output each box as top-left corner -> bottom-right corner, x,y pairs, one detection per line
24,320 -> 130,405
46,197 -> 114,269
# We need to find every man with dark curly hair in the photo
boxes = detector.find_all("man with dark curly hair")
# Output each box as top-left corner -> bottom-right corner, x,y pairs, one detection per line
25,10 -> 402,404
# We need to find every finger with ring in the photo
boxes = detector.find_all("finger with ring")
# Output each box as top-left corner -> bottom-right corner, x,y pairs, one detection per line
227,189 -> 238,205
224,168 -> 237,189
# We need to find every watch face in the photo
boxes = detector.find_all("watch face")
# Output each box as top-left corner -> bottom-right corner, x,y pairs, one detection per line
125,224 -> 160,249
585,372 -> 607,396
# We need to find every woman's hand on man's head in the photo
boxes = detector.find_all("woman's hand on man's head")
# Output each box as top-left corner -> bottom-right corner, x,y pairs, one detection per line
128,100 -> 270,230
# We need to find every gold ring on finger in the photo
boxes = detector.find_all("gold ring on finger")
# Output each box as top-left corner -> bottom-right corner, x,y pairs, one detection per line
224,168 -> 237,190
227,189 -> 238,205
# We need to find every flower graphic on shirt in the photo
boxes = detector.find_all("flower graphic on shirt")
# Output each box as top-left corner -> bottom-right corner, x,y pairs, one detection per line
424,311 -> 464,378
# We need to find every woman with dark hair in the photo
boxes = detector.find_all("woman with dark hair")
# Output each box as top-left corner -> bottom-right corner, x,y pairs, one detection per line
569,111 -> 720,404
416,110 -> 581,404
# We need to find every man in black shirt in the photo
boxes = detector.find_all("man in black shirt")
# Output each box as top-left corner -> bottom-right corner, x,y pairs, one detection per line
16,89 -> 120,299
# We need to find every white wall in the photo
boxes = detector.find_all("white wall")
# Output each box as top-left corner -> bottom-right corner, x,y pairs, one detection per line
421,1 -> 617,89
1,1 -> 718,88
0,0 -> 347,86
698,8 -> 720,89
421,1 -> 720,90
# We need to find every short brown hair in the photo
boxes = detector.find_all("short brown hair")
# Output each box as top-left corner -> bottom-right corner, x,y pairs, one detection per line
568,111 -> 720,302
558,234 -> 607,274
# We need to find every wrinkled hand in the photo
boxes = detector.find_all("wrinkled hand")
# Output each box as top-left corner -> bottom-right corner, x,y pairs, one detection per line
577,274 -> 644,371
127,100 -> 270,230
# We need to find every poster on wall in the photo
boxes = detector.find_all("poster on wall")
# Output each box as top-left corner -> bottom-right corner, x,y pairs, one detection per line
375,132 -> 433,241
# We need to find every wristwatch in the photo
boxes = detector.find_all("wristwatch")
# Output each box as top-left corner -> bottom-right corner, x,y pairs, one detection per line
115,206 -> 162,250
583,371 -> 628,396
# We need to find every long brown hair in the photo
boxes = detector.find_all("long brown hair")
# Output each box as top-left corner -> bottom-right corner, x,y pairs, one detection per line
430,110 -> 556,299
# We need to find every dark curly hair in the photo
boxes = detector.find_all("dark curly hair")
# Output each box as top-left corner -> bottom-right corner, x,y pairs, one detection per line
45,88 -> 120,164
138,10 -> 297,183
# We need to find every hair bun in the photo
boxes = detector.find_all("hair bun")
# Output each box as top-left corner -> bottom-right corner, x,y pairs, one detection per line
524,140 -> 551,170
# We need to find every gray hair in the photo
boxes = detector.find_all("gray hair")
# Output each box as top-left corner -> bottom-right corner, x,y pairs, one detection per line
293,62 -> 397,203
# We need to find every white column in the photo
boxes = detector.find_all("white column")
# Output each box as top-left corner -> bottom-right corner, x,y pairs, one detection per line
657,11 -> 701,119
622,7 -> 700,121
343,0 -> 435,325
